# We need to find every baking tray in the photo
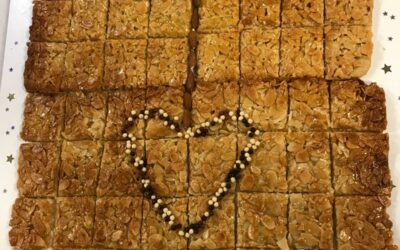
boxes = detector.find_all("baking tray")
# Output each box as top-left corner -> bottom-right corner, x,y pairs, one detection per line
0,0 -> 399,248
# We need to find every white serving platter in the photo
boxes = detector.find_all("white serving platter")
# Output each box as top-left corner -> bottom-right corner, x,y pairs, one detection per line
0,0 -> 399,248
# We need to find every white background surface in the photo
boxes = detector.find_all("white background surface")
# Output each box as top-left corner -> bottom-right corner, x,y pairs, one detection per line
0,0 -> 399,249
0,0 -> 10,81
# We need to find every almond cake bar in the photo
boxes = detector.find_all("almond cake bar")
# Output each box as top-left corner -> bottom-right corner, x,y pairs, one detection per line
10,0 -> 398,249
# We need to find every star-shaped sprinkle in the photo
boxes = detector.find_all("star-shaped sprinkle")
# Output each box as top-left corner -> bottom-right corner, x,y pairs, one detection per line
391,15 -> 396,20
383,11 -> 388,16
382,64 -> 392,74
7,93 -> 15,102
6,154 -> 14,163
389,37 -> 393,41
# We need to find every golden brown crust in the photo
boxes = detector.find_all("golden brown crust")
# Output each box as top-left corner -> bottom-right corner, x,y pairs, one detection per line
107,0 -> 149,39
326,0 -> 374,25
192,81 -> 239,134
58,141 -> 103,196
336,196 -> 396,249
288,78 -> 330,130
62,41 -> 104,91
198,0 -> 239,33
149,0 -> 192,37
146,139 -> 187,197
332,133 -> 391,196
30,0 -> 72,42
97,141 -> 144,196
17,143 -> 60,197
54,197 -> 95,247
289,194 -> 333,249
240,28 -> 280,80
282,0 -> 324,27
237,193 -> 288,248
63,92 -> 106,140
287,132 -> 331,193
70,0 -> 107,41
146,87 -> 184,139
104,90 -> 146,140
189,195 -> 235,249
104,39 -> 147,89
142,198 -> 187,249
93,197 -> 142,249
147,38 -> 188,87
281,27 -> 324,78
331,80 -> 387,131
325,25 -> 373,79
197,33 -> 239,83
241,0 -> 281,28
239,133 -> 287,192
189,134 -> 236,195
9,198 -> 54,248
21,94 -> 65,141
24,42 -> 66,93
240,80 -> 288,131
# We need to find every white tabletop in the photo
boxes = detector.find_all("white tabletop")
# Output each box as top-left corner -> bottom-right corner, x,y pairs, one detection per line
0,0 -> 10,83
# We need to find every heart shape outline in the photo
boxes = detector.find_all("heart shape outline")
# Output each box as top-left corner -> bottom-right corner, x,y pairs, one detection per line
122,108 -> 261,238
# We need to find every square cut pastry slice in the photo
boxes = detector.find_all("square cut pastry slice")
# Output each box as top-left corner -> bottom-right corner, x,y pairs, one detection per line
142,197 -> 188,249
146,87 -> 184,139
280,27 -> 324,78
335,196 -> 397,249
289,194 -> 334,249
287,132 -> 331,193
54,197 -> 95,247
240,28 -> 280,80
189,134 -> 237,195
238,133 -> 287,192
192,81 -> 239,134
288,78 -> 329,131
63,92 -> 106,140
241,0 -> 281,28
20,94 -> 65,141
107,0 -> 149,39
331,80 -> 387,131
105,90 -> 146,140
240,80 -> 288,131
326,0 -> 374,25
24,42 -> 66,93
62,41 -> 104,91
104,39 -> 147,89
197,33 -> 239,83
30,0 -> 72,42
198,0 -> 239,33
9,198 -> 54,249
93,197 -> 142,249
237,193 -> 288,248
17,142 -> 60,197
282,0 -> 324,27
188,195 -> 235,249
325,25 -> 373,79
332,132 -> 392,196
148,0 -> 192,37
146,139 -> 187,197
58,141 -> 103,196
147,38 -> 188,87
97,141 -> 144,197
69,0 -> 108,41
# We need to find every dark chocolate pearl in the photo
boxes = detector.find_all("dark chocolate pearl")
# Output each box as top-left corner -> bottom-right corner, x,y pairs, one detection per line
218,110 -> 229,117
190,223 -> 202,233
164,216 -> 170,222
151,199 -> 157,205
225,182 -> 231,189
248,148 -> 254,154
210,121 -> 216,126
170,223 -> 182,231
208,205 -> 215,211
243,120 -> 250,127
235,163 -> 241,169
239,154 -> 246,162
236,109 -> 241,116
250,127 -> 256,133
130,151 -> 136,157
201,215 -> 208,221
248,132 -> 254,138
